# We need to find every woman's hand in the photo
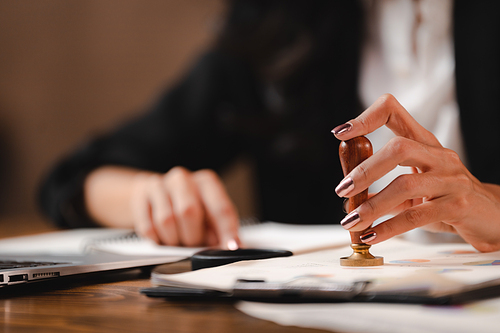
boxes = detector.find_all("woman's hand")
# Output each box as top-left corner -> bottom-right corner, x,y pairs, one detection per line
331,94 -> 500,252
84,166 -> 240,249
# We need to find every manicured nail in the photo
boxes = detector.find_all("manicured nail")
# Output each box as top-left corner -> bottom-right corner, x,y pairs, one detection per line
342,199 -> 349,214
335,177 -> 354,197
340,211 -> 360,229
360,231 -> 377,243
331,122 -> 352,136
227,238 -> 239,251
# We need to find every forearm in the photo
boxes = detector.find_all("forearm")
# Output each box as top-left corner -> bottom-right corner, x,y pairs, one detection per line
83,166 -> 153,228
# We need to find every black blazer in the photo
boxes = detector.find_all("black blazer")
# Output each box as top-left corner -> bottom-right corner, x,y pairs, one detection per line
38,0 -> 500,229
454,0 -> 500,184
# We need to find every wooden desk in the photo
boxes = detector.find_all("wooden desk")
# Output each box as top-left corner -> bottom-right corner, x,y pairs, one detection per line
0,215 -> 328,333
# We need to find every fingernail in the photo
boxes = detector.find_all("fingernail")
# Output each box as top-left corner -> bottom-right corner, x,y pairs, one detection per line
360,231 -> 377,243
342,198 -> 349,214
226,238 -> 239,251
340,210 -> 360,229
335,177 -> 354,197
331,122 -> 352,135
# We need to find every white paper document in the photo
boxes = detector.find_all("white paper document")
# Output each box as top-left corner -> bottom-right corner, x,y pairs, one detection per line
236,296 -> 500,333
239,222 -> 348,254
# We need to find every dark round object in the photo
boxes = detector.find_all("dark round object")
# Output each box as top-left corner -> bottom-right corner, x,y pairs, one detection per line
191,248 -> 293,271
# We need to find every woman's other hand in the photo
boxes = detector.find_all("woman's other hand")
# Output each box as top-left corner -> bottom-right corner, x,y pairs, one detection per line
84,166 -> 240,249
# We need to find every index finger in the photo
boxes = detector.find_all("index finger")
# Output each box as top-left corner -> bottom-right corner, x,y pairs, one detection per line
192,169 -> 241,250
332,94 -> 441,148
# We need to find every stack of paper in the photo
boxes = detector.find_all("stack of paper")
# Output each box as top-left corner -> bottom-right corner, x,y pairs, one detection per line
151,238 -> 500,302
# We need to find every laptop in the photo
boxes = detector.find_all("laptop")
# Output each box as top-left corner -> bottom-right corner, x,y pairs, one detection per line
0,228 -> 192,287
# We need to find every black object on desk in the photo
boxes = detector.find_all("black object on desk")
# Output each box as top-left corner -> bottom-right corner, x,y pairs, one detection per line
141,248 -> 294,302
191,248 -> 293,270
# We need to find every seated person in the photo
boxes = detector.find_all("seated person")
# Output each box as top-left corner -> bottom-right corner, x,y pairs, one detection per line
39,0 -> 500,252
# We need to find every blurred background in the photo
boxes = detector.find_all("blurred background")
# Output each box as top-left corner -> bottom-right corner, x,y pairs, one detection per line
0,0 -> 256,225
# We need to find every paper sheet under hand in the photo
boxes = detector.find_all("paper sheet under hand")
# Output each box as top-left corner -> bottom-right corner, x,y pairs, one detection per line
152,238 -> 500,293
239,222 -> 349,254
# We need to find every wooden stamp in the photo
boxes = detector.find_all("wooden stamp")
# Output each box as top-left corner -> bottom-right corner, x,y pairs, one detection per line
339,136 -> 383,267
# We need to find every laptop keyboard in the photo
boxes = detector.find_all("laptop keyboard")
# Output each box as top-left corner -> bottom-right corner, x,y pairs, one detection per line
0,260 -> 67,270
